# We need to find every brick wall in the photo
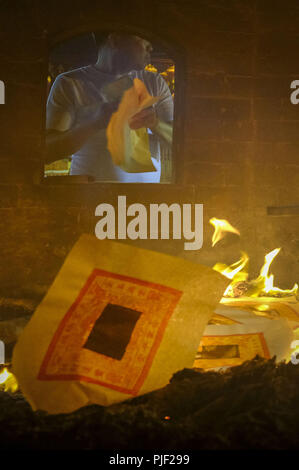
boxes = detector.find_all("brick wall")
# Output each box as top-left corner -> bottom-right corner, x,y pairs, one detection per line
0,0 -> 298,298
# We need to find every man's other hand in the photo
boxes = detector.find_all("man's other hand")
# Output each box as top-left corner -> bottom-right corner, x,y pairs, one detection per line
128,107 -> 158,130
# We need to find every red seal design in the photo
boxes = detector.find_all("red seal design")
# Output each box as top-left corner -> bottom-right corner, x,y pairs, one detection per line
38,269 -> 182,395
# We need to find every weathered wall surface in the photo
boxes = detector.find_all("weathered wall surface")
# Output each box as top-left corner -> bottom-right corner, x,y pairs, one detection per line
0,0 -> 298,298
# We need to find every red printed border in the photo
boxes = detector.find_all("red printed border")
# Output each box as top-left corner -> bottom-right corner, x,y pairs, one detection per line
196,332 -> 271,369
38,269 -> 182,395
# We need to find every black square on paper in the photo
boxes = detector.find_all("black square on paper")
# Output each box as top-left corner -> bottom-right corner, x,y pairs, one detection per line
83,303 -> 142,360
197,344 -> 240,359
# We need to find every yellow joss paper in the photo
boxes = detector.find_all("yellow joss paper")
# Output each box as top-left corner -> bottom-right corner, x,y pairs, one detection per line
13,235 -> 229,414
106,78 -> 159,172
194,302 -> 294,370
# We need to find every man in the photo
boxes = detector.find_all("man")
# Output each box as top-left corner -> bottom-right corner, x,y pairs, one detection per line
46,33 -> 173,182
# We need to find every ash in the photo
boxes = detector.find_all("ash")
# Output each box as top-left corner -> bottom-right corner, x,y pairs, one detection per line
1,356 -> 299,450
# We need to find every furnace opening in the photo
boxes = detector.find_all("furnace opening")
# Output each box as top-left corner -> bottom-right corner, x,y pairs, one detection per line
45,32 -> 176,183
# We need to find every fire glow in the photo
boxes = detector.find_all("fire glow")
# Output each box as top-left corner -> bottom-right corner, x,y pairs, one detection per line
209,217 -> 240,247
210,217 -> 298,300
0,367 -> 18,393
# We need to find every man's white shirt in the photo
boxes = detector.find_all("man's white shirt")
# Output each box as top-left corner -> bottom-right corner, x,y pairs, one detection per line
46,66 -> 173,182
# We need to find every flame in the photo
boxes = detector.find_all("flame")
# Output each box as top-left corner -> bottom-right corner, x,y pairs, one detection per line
209,218 -> 240,247
213,252 -> 249,281
264,276 -> 298,295
255,304 -> 270,311
0,367 -> 18,393
253,248 -> 298,295
259,248 -> 281,283
211,217 -> 298,299
213,252 -> 249,297
213,246 -> 298,299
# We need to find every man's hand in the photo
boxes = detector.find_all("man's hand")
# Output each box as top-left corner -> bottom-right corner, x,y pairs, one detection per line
128,107 -> 158,130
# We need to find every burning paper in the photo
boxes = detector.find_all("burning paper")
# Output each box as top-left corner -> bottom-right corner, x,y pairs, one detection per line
194,302 -> 294,370
12,235 -> 228,414
216,247 -> 298,299
201,216 -> 299,370
209,216 -> 298,299
106,78 -> 161,172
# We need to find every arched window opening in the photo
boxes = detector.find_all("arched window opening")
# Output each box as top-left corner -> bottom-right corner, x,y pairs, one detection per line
45,31 -> 176,184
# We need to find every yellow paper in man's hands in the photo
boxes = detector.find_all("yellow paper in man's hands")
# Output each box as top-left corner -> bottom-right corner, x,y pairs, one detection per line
12,235 -> 229,414
107,78 -> 160,172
